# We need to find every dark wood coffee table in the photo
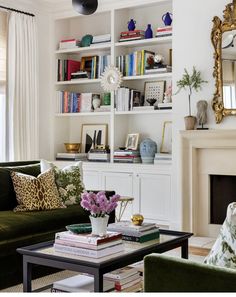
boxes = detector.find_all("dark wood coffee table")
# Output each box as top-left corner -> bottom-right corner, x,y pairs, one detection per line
17,229 -> 192,292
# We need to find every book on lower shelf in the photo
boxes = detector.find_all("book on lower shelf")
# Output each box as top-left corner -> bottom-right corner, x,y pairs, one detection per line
158,102 -> 172,109
52,274 -> 114,292
56,153 -> 87,161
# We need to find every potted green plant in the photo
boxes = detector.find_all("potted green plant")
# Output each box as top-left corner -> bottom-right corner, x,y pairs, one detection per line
176,67 -> 207,130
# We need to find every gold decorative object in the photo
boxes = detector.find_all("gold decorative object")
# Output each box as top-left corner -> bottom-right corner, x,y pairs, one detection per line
131,214 -> 144,226
211,0 -> 236,123
64,143 -> 81,153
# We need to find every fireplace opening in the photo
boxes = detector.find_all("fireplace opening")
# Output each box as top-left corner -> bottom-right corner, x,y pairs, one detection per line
210,175 -> 236,225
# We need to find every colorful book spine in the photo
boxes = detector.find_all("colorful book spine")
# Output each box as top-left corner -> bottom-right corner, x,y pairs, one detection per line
122,231 -> 159,243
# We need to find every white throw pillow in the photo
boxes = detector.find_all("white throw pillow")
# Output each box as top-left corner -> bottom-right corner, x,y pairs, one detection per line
40,160 -> 85,206
204,202 -> 236,268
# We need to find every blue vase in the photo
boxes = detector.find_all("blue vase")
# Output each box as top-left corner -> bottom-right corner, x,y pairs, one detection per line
162,12 -> 173,26
128,19 -> 136,31
145,24 -> 153,39
140,138 -> 157,164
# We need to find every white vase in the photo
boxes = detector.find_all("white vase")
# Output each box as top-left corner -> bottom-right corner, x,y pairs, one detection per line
89,215 -> 109,236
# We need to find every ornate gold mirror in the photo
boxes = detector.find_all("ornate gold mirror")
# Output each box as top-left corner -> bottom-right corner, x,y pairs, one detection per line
212,0 -> 236,123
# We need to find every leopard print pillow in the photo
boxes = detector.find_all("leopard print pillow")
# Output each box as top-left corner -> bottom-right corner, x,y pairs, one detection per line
11,169 -> 66,212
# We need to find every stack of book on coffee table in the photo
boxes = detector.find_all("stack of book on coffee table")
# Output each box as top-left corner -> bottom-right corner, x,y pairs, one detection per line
54,231 -> 123,258
107,221 -> 159,243
104,266 -> 142,292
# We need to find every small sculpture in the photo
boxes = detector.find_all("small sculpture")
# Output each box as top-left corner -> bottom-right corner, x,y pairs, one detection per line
164,84 -> 172,103
128,19 -> 136,31
131,214 -> 144,226
145,24 -> 153,39
162,12 -> 173,26
196,100 -> 208,130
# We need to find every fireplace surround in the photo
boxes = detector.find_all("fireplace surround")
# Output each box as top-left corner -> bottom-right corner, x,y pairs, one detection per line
180,130 -> 236,237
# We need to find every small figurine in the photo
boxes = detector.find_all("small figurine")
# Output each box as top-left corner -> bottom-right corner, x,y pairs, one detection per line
162,12 -> 173,26
164,84 -> 172,103
145,24 -> 153,39
128,19 -> 136,31
196,100 -> 208,130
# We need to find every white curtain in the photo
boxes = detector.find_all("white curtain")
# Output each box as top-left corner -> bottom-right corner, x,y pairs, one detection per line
7,12 -> 39,161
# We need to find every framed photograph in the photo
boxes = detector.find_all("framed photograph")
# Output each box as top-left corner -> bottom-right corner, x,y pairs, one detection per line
144,81 -> 166,105
131,90 -> 142,109
125,133 -> 139,150
160,121 -> 172,153
81,124 -> 108,153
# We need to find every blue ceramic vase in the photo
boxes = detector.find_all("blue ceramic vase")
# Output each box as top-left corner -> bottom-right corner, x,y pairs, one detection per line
145,24 -> 153,39
162,12 -> 173,26
140,138 -> 157,164
128,19 -> 136,31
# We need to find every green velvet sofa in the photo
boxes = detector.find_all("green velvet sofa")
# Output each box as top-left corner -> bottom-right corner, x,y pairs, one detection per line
144,254 -> 236,292
0,160 -> 115,289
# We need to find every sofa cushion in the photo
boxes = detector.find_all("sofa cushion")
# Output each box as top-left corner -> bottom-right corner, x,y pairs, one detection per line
204,202 -> 236,268
0,163 -> 41,210
41,160 -> 84,206
11,169 -> 65,212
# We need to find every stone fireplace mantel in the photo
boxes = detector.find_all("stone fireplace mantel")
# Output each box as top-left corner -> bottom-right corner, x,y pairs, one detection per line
180,129 -> 236,237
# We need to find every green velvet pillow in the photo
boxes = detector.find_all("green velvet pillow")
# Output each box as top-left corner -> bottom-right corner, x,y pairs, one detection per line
0,163 -> 40,210
41,160 -> 84,206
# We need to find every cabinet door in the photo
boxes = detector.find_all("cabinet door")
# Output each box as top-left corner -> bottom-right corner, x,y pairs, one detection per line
83,170 -> 101,191
137,173 -> 171,224
102,172 -> 134,221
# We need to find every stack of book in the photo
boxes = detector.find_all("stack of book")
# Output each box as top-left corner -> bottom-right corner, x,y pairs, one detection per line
116,50 -> 155,76
88,148 -> 110,162
56,92 -> 97,114
57,59 -> 80,81
154,153 -> 172,164
59,39 -> 80,50
54,231 -> 123,258
56,153 -> 87,161
114,150 -> 141,163
92,34 -> 111,44
158,102 -> 172,110
104,266 -> 142,292
107,221 -> 160,243
119,30 -> 145,42
145,65 -> 172,74
52,274 -> 114,292
71,71 -> 89,80
156,26 -> 172,38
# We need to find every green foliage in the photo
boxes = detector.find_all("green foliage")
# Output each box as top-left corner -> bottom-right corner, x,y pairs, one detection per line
176,66 -> 207,116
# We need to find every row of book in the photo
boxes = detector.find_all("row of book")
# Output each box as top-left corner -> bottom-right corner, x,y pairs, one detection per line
85,55 -> 111,79
116,50 -> 155,76
57,59 -> 80,81
56,91 -> 99,113
115,87 -> 143,111
52,266 -> 142,293
114,150 -> 141,164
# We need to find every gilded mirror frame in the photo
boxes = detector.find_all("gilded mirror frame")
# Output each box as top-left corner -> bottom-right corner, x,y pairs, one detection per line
212,0 -> 236,123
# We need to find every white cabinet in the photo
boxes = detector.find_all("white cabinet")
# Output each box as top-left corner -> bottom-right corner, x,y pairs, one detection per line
83,163 -> 171,225
102,172 -> 134,221
136,173 -> 171,225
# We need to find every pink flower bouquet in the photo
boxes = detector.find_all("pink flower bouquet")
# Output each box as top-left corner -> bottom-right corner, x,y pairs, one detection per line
80,191 -> 120,218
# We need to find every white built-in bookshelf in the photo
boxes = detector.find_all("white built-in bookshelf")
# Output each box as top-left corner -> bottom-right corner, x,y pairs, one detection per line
53,0 -> 173,163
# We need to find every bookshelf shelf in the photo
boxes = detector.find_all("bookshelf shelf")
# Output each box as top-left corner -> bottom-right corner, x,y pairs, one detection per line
55,79 -> 101,85
115,36 -> 172,48
55,112 -> 111,117
115,109 -> 172,115
122,73 -> 172,81
55,43 -> 111,55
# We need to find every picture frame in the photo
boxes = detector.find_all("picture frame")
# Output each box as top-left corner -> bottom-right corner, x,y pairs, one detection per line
125,133 -> 139,150
144,80 -> 166,105
81,124 -> 108,153
160,121 -> 172,153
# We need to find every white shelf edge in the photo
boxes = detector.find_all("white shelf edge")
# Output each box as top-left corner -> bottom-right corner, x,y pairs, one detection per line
55,79 -> 101,85
115,36 -> 172,47
115,109 -> 172,115
122,73 -> 172,81
55,43 -> 111,54
55,112 -> 111,117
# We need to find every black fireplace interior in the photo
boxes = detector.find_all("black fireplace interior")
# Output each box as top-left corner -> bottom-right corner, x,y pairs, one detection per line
210,175 -> 236,225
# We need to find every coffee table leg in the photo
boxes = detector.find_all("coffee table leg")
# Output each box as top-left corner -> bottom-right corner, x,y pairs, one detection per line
181,239 -> 189,259
23,258 -> 32,292
94,270 -> 103,292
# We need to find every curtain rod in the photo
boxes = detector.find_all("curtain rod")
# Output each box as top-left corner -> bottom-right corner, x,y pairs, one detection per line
0,5 -> 35,17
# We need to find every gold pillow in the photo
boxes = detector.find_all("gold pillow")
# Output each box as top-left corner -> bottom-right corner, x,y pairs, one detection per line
11,169 -> 65,212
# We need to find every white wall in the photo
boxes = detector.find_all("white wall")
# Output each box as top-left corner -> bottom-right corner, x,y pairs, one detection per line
171,0 -> 233,230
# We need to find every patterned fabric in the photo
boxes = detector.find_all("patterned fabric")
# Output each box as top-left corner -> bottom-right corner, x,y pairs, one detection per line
204,202 -> 236,268
40,160 -> 84,206
11,169 -> 65,212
